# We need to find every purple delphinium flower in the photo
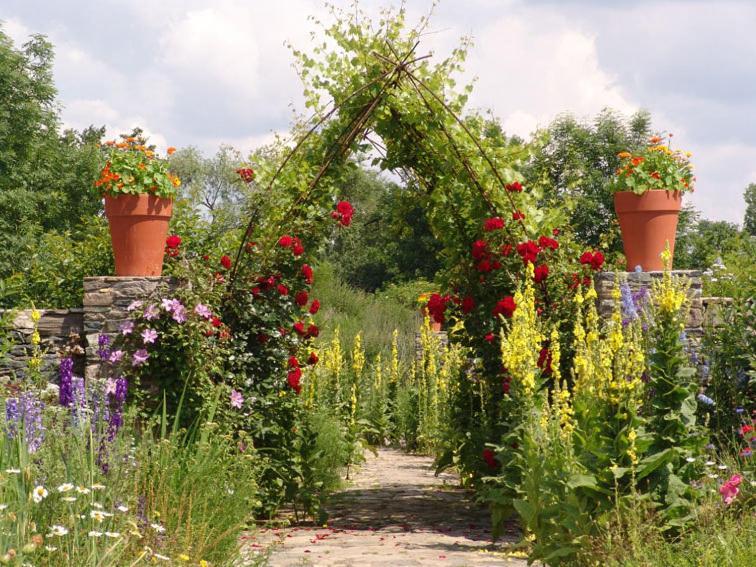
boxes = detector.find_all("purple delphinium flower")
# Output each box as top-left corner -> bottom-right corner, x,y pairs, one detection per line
20,392 -> 45,453
119,321 -> 134,336
697,393 -> 715,406
172,305 -> 187,324
59,357 -> 74,407
230,389 -> 244,409
141,329 -> 158,344
736,407 -> 745,414
5,398 -> 19,438
143,304 -> 159,320
71,377 -> 87,425
132,349 -> 149,367
620,282 -> 638,325
127,300 -> 143,312
194,303 -> 212,319
97,334 -> 111,361
108,350 -> 125,364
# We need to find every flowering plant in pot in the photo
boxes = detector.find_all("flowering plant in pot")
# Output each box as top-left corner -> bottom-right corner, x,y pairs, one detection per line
611,135 -> 695,271
95,132 -> 181,276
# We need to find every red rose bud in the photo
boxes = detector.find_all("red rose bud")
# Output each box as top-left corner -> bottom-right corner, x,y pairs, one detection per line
211,316 -> 222,328
288,356 -> 299,369
309,299 -> 320,315
220,255 -> 232,269
276,284 -> 289,296
512,211 -> 526,221
306,324 -> 319,338
476,259 -> 492,273
471,240 -> 489,260
251,286 -> 261,297
482,448 -> 498,468
307,352 -> 319,365
293,321 -> 306,336
500,244 -> 513,256
278,235 -> 293,248
166,234 -> 182,249
484,332 -> 495,343
295,291 -> 309,306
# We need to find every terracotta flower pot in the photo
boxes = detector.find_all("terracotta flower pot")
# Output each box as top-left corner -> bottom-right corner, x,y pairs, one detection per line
104,194 -> 173,276
614,190 -> 682,272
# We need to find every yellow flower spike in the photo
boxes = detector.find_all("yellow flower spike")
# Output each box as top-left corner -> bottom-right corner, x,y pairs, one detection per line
30,309 -> 41,323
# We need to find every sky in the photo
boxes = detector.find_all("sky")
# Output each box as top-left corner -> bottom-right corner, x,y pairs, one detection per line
2,0 -> 754,223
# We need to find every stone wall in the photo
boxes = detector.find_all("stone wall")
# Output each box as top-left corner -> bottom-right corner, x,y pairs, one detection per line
0,309 -> 85,379
83,276 -> 175,380
595,271 -> 703,335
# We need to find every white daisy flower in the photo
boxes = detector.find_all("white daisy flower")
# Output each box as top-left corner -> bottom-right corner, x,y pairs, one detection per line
62,496 -> 77,503
90,483 -> 106,491
705,460 -> 715,466
116,505 -> 129,513
75,486 -> 91,495
5,468 -> 20,474
0,504 -> 8,510
45,545 -> 58,552
707,473 -> 718,479
90,510 -> 113,522
92,502 -> 104,509
57,483 -> 75,493
153,553 -> 171,561
88,530 -> 103,538
32,486 -> 49,503
685,457 -> 695,463
150,523 -> 166,533
48,525 -> 69,536
104,531 -> 121,538
717,465 -> 728,470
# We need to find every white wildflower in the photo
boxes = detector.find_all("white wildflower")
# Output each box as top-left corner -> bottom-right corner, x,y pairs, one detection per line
32,486 -> 49,503
116,505 -> 129,513
62,497 -> 77,503
150,523 -> 166,533
5,468 -> 20,474
75,486 -> 91,495
90,483 -> 106,491
57,483 -> 74,493
88,531 -> 103,538
104,531 -> 121,538
48,525 -> 69,537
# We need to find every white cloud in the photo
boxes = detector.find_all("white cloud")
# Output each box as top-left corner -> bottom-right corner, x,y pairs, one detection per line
2,17 -> 31,45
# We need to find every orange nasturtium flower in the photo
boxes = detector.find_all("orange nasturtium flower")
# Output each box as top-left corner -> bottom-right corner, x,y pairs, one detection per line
617,151 -> 632,159
167,146 -> 176,155
649,135 -> 663,144
631,156 -> 644,166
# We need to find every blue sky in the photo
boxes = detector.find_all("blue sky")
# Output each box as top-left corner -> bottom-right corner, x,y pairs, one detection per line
2,0 -> 754,222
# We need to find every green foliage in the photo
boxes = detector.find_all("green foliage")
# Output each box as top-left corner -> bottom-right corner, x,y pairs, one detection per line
0,216 -> 113,308
675,207 -> 745,270
744,183 -> 756,236
610,137 -> 694,195
526,109 -> 652,254
0,27 -> 104,283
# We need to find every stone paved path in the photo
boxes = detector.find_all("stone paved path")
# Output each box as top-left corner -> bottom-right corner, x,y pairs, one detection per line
243,449 -> 528,566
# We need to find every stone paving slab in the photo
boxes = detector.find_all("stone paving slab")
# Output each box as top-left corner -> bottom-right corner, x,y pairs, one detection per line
243,449 -> 529,566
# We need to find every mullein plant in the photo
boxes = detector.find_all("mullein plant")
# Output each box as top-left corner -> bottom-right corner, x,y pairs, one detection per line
492,257 -> 708,565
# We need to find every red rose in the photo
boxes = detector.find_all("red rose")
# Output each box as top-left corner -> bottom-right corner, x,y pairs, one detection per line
476,259 -> 492,273
534,264 -> 549,283
552,228 -> 560,236
309,299 -> 321,315
333,201 -> 354,226
482,448 -> 498,468
502,379 -> 510,394
295,291 -> 309,306
257,333 -> 269,344
492,296 -> 516,318
293,321 -> 306,336
307,352 -> 319,365
516,240 -> 541,264
500,244 -> 513,256
301,264 -> 314,285
287,367 -> 302,394
512,211 -> 526,221
292,237 -> 305,256
505,181 -> 523,192
483,217 -> 505,232
426,293 -> 449,324
220,255 -> 232,270
306,324 -> 319,338
461,296 -> 475,314
580,251 -> 594,266
538,236 -> 559,251
278,235 -> 293,248
288,356 -> 299,369
276,284 -> 289,296
484,332 -> 495,343
591,251 -> 605,271
251,286 -> 261,297
471,240 -> 489,260
166,234 -> 182,249
211,316 -> 222,328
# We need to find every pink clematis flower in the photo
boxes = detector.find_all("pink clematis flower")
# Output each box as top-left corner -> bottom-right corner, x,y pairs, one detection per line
194,303 -> 212,319
141,329 -> 158,344
143,304 -> 160,320
119,321 -> 134,336
132,349 -> 149,367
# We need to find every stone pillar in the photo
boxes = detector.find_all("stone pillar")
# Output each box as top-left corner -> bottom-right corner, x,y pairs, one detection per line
83,277 -> 174,380
594,271 -> 703,336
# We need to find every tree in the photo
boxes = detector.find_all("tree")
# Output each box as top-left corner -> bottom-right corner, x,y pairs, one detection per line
744,183 -> 756,236
675,209 -> 743,270
526,108 -> 652,256
0,26 -> 104,283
